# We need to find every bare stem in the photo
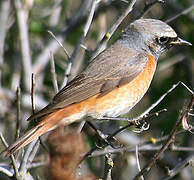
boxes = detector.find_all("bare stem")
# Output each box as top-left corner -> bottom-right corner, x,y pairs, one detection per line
14,0 -> 32,91
133,95 -> 194,180
92,0 -> 136,58
50,52 -> 59,93
0,133 -> 20,179
15,87 -> 21,140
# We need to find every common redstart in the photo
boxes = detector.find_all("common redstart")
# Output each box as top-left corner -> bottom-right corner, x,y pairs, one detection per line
3,19 -> 192,156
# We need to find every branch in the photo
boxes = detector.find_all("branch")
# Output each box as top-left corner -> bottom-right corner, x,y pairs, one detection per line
133,95 -> 194,180
50,51 -> 59,93
160,154 -> 194,180
92,0 -> 136,58
0,0 -> 10,86
136,145 -> 144,180
165,4 -> 194,23
14,0 -> 32,92
60,0 -> 99,89
32,0 -> 94,74
104,154 -> 113,180
0,133 -> 20,179
136,0 -> 165,19
15,87 -> 21,140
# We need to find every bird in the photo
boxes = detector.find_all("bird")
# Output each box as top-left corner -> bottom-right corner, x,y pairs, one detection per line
2,18 -> 191,157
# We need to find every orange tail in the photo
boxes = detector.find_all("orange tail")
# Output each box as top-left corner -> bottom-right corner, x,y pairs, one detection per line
2,108 -> 74,157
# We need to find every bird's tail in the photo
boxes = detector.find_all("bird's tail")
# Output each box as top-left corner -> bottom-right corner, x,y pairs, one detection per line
2,107 -> 74,157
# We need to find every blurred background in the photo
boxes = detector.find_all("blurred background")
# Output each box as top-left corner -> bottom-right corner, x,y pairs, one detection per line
0,0 -> 193,180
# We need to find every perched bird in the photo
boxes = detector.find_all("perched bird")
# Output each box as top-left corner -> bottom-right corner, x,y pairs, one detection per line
3,19 -> 191,157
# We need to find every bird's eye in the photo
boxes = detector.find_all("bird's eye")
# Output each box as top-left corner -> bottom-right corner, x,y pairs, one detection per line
157,36 -> 169,44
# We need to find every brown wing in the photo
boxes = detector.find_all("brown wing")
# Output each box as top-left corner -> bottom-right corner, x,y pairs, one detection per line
28,42 -> 148,121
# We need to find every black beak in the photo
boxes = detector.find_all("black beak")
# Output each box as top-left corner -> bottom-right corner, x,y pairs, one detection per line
169,37 -> 192,46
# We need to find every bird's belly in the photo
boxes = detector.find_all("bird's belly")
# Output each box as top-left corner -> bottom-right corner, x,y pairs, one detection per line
87,78 -> 151,118
87,55 -> 157,118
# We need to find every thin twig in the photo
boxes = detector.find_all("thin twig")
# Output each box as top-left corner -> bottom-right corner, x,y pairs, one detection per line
135,145 -> 144,180
107,109 -> 166,139
33,0 -> 94,74
0,133 -> 20,179
0,0 -> 10,86
160,154 -> 194,180
49,0 -> 62,26
19,73 -> 39,175
133,95 -> 194,180
77,121 -> 86,133
99,109 -> 167,122
60,0 -> 99,89
27,161 -> 48,169
139,81 -> 193,118
19,139 -> 38,174
136,0 -> 165,19
50,52 -> 59,93
14,0 -> 32,92
0,166 -> 13,177
31,73 -> 36,114
92,0 -> 136,58
165,4 -> 194,23
47,31 -> 70,59
104,154 -> 113,180
89,144 -> 194,157
27,140 -> 40,165
81,109 -> 166,161
15,87 -> 21,140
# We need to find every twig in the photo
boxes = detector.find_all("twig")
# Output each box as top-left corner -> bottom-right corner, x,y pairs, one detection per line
32,0 -> 94,74
104,154 -> 113,180
99,109 -> 167,122
15,87 -> 21,140
27,161 -> 48,169
0,166 -> 13,177
160,154 -> 194,180
170,144 -> 194,152
136,0 -> 165,19
92,0 -> 136,58
47,31 -> 70,59
19,73 -> 37,174
89,144 -> 194,157
90,145 -> 162,157
77,121 -> 86,133
27,140 -> 40,165
31,73 -> 36,114
165,4 -> 194,23
0,133 -> 20,179
89,127 -> 194,157
19,139 -> 38,174
139,81 -> 193,118
0,0 -> 10,86
60,0 -> 99,89
33,35 -> 64,74
14,0 -> 32,92
107,109 -> 166,139
50,52 -> 59,93
49,0 -> 62,26
133,95 -> 194,180
135,145 -> 144,180
81,108 -> 166,161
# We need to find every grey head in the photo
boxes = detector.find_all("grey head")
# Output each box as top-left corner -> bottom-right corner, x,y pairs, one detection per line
119,19 -> 192,60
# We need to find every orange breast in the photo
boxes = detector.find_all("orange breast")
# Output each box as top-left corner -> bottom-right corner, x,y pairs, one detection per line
85,54 -> 157,118
58,54 -> 157,125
